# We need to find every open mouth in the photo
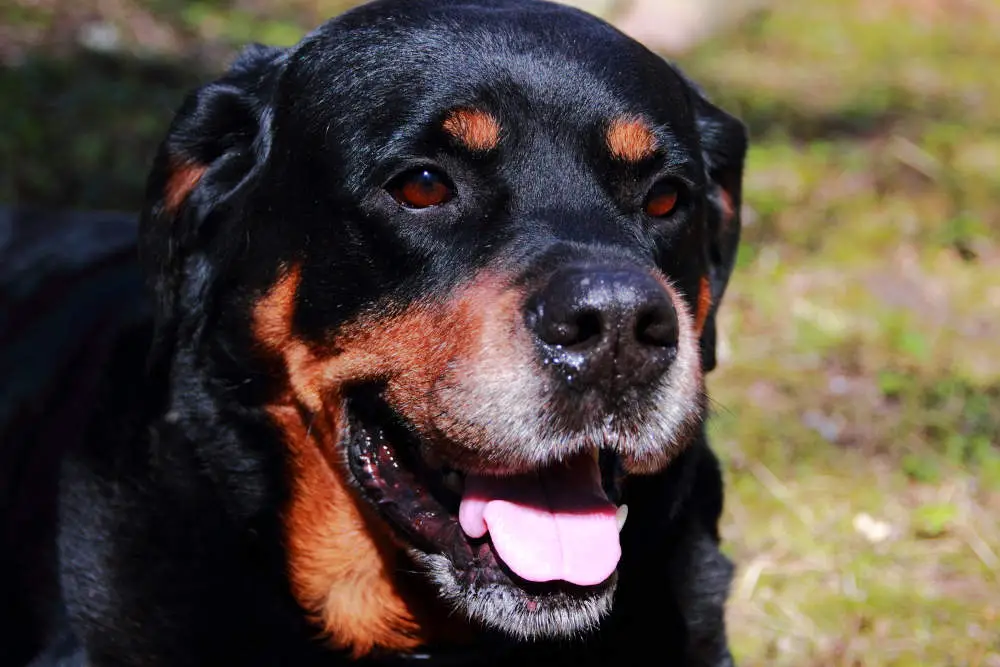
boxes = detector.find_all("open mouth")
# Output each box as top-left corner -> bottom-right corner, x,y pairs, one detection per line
343,386 -> 629,632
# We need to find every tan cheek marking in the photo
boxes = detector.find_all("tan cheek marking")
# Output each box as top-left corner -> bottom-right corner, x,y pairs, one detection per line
253,267 -> 476,655
695,275 -> 713,336
163,159 -> 208,215
381,278 -> 530,471
270,403 -> 428,657
254,269 -> 492,419
606,116 -> 658,162
442,108 -> 501,152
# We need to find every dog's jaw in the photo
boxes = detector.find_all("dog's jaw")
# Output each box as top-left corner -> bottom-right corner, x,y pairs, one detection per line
412,551 -> 617,640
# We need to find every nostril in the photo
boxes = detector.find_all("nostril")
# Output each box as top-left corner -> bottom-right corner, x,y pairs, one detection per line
567,310 -> 602,349
532,302 -> 604,349
634,304 -> 678,348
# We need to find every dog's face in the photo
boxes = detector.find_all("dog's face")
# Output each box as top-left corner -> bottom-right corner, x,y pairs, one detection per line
140,0 -> 745,656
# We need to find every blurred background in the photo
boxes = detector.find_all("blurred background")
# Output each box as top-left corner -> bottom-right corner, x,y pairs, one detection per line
1,0 -> 997,664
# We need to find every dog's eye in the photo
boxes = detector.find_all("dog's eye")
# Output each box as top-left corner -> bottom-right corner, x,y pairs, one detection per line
644,181 -> 680,218
388,168 -> 455,209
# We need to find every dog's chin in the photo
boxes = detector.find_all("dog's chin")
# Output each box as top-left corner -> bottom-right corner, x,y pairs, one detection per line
341,388 -> 627,641
411,550 -> 617,640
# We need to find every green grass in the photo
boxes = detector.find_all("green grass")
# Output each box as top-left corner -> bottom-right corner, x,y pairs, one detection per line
680,2 -> 1000,663
2,0 -> 998,664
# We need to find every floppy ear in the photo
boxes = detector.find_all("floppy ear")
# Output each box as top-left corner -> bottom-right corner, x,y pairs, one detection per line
692,88 -> 747,372
139,44 -> 287,330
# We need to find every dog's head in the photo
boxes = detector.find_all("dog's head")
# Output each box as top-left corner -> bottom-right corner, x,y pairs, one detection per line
140,0 -> 746,657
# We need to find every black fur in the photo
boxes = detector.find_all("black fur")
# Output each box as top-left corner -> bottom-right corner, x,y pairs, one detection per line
1,1 -> 747,665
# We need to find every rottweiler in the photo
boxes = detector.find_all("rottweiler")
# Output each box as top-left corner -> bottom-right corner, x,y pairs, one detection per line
0,0 -> 747,665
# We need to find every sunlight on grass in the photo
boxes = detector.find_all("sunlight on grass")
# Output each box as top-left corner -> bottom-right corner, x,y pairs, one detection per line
1,0 -> 998,663
688,1 -> 1000,662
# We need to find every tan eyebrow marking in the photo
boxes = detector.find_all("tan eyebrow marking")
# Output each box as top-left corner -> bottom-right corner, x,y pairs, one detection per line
442,108 -> 501,152
606,116 -> 658,162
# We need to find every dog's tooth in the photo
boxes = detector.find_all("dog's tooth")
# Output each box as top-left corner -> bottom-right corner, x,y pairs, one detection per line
616,504 -> 629,533
591,448 -> 600,464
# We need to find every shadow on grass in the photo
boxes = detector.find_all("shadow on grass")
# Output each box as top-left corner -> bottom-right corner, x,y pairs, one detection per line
0,49 -> 213,211
1,37 -> 936,215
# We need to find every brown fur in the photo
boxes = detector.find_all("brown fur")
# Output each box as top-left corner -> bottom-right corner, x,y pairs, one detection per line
442,108 -> 501,152
253,266 -> 520,458
253,267 -> 488,655
252,261 -> 705,649
163,159 -> 208,215
606,116 -> 657,162
268,403 -> 430,657
253,268 -> 485,416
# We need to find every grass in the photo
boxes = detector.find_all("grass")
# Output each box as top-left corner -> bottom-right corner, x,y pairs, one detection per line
2,0 -> 998,664
680,1 -> 1000,663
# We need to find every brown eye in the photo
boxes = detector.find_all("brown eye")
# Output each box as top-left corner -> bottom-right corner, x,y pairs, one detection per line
644,181 -> 680,218
389,168 -> 455,209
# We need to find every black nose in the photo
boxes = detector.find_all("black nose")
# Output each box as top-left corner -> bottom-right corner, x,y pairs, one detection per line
525,265 -> 679,389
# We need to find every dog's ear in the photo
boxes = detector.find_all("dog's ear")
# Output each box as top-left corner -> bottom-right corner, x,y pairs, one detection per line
692,87 -> 747,372
139,44 -> 286,327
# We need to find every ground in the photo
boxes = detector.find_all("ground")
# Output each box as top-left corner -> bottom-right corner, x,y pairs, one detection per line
1,0 -> 997,664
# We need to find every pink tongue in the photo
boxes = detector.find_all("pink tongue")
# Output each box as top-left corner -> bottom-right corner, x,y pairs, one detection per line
458,453 -> 620,586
